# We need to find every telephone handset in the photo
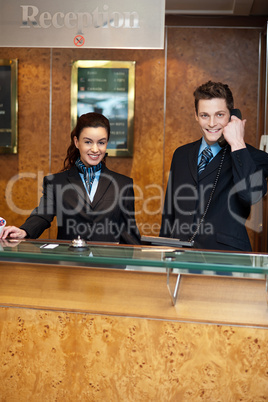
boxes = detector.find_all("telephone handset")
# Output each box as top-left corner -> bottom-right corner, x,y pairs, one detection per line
217,108 -> 242,148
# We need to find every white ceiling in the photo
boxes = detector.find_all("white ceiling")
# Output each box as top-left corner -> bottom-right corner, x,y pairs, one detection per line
165,0 -> 268,16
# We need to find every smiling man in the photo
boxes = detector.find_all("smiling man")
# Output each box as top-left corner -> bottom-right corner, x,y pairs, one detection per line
160,81 -> 268,251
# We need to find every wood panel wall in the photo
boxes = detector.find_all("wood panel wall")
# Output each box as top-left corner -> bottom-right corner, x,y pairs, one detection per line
0,19 -> 265,249
1,307 -> 268,401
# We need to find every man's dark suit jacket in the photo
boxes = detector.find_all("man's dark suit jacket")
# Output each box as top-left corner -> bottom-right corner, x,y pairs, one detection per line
160,140 -> 268,251
20,165 -> 140,244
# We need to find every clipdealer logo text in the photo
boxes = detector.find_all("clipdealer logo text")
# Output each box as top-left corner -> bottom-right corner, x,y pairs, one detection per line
20,5 -> 140,33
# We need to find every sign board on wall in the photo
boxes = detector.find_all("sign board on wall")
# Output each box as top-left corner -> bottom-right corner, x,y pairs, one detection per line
71,60 -> 135,157
0,59 -> 18,154
0,0 -> 165,49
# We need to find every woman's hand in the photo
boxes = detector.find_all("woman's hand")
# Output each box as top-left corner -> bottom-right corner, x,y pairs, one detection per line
0,226 -> 27,240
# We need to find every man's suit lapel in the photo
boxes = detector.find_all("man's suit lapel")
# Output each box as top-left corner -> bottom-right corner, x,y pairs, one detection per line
199,146 -> 231,181
189,140 -> 231,182
189,140 -> 201,183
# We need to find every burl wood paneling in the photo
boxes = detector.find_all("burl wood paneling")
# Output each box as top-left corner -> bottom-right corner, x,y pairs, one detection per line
0,48 -> 51,238
0,308 -> 268,401
164,28 -> 260,182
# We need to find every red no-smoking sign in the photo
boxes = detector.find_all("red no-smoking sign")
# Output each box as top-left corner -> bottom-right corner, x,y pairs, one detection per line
74,35 -> 85,47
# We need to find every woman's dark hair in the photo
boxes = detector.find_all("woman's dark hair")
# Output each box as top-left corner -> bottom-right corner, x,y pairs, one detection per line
194,81 -> 234,114
63,112 -> 110,170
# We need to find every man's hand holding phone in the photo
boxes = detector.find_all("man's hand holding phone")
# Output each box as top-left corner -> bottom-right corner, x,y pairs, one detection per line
222,115 -> 247,151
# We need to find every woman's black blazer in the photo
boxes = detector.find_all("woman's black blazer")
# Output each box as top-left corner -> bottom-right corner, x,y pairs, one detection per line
20,165 -> 140,244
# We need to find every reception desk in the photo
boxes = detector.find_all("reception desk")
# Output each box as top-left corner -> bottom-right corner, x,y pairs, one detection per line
0,239 -> 268,400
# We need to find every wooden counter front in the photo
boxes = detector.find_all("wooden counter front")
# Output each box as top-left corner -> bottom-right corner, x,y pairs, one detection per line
0,260 -> 267,326
0,260 -> 268,400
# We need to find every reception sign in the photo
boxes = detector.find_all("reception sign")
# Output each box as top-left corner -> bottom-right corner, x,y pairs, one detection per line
0,0 -> 165,49
71,60 -> 135,157
0,59 -> 18,154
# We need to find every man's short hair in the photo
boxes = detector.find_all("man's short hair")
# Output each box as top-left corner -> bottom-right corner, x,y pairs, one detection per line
194,81 -> 234,114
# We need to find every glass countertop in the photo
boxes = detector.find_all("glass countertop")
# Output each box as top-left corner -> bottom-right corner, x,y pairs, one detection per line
0,239 -> 268,276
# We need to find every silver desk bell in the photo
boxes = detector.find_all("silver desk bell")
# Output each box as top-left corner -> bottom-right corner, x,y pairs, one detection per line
69,236 -> 89,251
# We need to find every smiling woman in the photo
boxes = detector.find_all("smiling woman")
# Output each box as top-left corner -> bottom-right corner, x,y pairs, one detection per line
74,127 -> 108,166
0,112 -> 140,244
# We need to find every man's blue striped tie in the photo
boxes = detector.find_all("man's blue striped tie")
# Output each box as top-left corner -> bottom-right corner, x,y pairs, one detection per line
198,146 -> 213,175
